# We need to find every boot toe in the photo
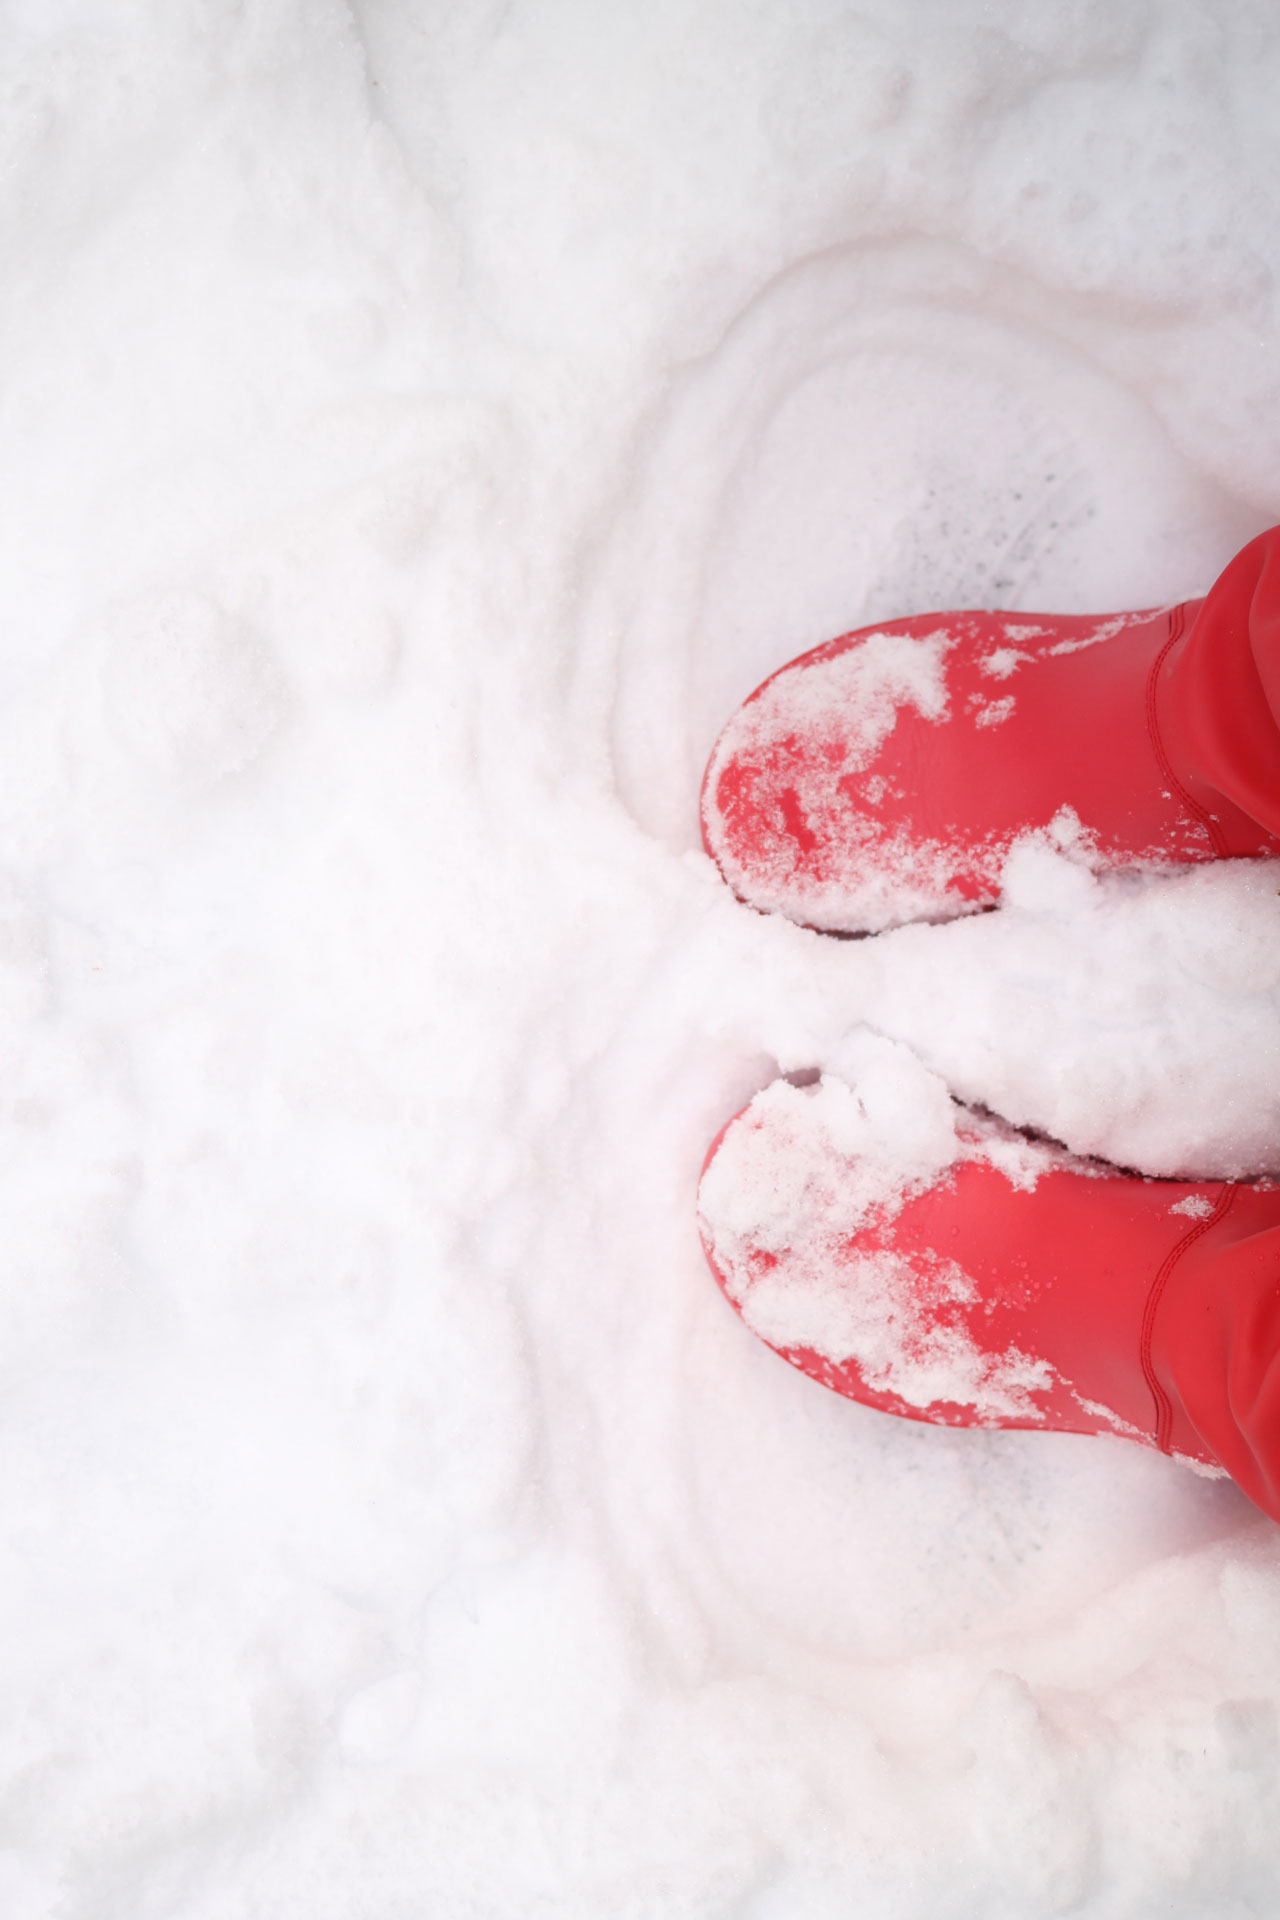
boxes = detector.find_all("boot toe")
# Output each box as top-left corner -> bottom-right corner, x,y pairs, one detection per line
700,621 -> 993,932
698,1071 -> 1229,1463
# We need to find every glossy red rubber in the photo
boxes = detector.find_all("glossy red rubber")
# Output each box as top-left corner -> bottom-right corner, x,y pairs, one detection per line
699,528 -> 1280,1518
699,1104 -> 1280,1517
702,530 -> 1280,932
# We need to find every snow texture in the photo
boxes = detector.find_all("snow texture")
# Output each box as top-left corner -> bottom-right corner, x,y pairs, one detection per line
4,2 -> 1280,1915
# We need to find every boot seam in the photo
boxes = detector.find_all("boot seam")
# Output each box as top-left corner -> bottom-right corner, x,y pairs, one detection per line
1140,1182 -> 1236,1453
1145,602 -> 1230,857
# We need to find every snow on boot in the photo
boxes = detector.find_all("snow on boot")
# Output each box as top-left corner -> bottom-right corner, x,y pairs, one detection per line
697,1074 -> 1280,1521
701,530 -> 1280,934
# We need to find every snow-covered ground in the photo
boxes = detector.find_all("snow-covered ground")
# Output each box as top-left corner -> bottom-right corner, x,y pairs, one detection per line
4,2 -> 1280,1913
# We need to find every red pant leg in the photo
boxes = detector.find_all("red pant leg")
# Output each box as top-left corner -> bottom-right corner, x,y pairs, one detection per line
1154,1185 -> 1280,1522
1151,535 -> 1280,1519
1157,528 -> 1280,849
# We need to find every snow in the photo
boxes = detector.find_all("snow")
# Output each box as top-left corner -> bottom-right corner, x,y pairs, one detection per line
5,1 -> 1280,1914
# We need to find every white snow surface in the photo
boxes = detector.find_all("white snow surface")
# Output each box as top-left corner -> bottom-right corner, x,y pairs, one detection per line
6,3 -> 1280,1915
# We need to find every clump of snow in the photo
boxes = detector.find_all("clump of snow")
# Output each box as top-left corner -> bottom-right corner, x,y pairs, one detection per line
699,1039 -> 959,1261
979,644 -> 1031,679
743,1242 -> 1055,1419
971,691 -> 1016,727
713,626 -> 952,779
999,813 -> 1103,915
1045,611 -> 1157,657
854,854 -> 1280,1177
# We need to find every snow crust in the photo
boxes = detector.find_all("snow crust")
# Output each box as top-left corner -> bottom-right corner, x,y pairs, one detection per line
5,2 -> 1280,1915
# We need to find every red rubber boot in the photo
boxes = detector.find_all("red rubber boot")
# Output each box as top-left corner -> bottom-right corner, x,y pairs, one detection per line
701,528 -> 1280,932
697,1082 -> 1280,1520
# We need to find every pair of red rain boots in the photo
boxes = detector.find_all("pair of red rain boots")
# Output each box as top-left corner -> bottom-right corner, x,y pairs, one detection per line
697,529 -> 1280,1521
